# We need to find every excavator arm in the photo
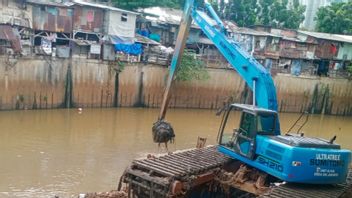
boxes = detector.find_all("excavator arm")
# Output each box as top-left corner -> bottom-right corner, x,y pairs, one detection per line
153,0 -> 280,145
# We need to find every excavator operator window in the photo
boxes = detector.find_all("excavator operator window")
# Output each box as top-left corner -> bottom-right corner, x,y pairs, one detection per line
219,110 -> 240,147
257,113 -> 276,135
239,112 -> 257,138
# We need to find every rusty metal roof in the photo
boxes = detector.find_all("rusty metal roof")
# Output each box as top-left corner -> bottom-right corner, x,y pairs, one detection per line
32,5 -> 73,33
0,25 -> 14,40
0,25 -> 21,52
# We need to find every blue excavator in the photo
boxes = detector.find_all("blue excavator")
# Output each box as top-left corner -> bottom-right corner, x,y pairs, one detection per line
121,0 -> 351,197
152,0 -> 351,185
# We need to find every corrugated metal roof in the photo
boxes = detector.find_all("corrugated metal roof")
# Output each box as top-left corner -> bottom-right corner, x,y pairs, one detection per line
281,36 -> 304,43
231,27 -> 281,38
335,35 -> 352,43
135,34 -> 160,45
26,0 -> 74,7
298,30 -> 352,44
141,7 -> 200,29
73,39 -> 96,46
73,0 -> 138,15
198,37 -> 213,45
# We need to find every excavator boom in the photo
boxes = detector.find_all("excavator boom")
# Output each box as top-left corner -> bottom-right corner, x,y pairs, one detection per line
157,0 -> 280,135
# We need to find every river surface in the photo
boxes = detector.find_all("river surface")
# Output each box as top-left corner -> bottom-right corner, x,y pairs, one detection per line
0,108 -> 351,197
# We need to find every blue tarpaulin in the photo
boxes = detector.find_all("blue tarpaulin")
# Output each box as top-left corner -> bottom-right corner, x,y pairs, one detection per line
114,43 -> 143,55
108,35 -> 143,55
149,33 -> 160,42
137,29 -> 150,38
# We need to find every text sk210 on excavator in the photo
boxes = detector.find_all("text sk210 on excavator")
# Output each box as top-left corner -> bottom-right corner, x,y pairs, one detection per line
121,0 -> 352,197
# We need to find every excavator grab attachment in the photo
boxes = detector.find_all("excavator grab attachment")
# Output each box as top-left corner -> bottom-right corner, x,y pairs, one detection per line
152,120 -> 175,147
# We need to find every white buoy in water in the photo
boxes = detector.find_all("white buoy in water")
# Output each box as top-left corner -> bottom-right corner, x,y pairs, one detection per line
78,108 -> 83,114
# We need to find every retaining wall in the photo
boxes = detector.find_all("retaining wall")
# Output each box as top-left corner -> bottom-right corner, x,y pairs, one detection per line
0,56 -> 351,115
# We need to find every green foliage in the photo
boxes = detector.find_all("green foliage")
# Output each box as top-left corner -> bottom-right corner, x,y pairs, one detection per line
315,1 -> 352,35
214,0 -> 305,29
117,59 -> 125,71
19,95 -> 24,103
112,0 -> 182,10
257,0 -> 274,26
111,0 -> 305,29
223,0 -> 258,27
268,0 -> 306,29
347,64 -> 352,75
176,51 -> 209,82
112,0 -> 207,10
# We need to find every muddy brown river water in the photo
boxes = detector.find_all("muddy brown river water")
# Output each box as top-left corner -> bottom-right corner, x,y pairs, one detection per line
0,108 -> 351,197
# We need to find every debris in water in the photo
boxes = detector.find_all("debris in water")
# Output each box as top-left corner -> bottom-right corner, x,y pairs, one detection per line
79,190 -> 127,198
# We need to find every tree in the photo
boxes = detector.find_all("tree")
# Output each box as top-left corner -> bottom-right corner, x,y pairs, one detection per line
257,0 -> 305,29
112,0 -> 208,11
257,0 -> 274,26
217,0 -> 305,29
176,51 -> 209,82
112,0 -> 182,10
270,0 -> 306,29
315,1 -> 352,35
347,63 -> 352,78
224,0 -> 258,27
219,0 -> 226,18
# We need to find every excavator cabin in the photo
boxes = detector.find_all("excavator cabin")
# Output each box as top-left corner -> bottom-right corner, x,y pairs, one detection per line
218,103 -> 350,184
218,104 -> 278,160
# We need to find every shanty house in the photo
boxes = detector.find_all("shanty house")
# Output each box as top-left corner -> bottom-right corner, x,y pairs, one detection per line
0,0 -> 32,28
298,30 -> 352,76
228,25 -> 281,72
72,0 -> 138,60
26,0 -> 74,56
269,29 -> 317,76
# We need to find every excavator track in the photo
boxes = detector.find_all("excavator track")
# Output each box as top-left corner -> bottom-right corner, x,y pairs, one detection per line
119,146 -> 352,198
260,169 -> 352,198
119,146 -> 231,197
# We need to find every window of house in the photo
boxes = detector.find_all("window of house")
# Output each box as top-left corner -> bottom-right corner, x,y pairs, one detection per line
121,13 -> 128,22
255,40 -> 260,49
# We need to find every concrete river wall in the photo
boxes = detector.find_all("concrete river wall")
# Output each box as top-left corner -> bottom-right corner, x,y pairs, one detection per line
0,56 -> 352,115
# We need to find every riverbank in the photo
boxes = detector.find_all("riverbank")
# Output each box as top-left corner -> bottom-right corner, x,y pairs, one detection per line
1,56 -> 352,115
